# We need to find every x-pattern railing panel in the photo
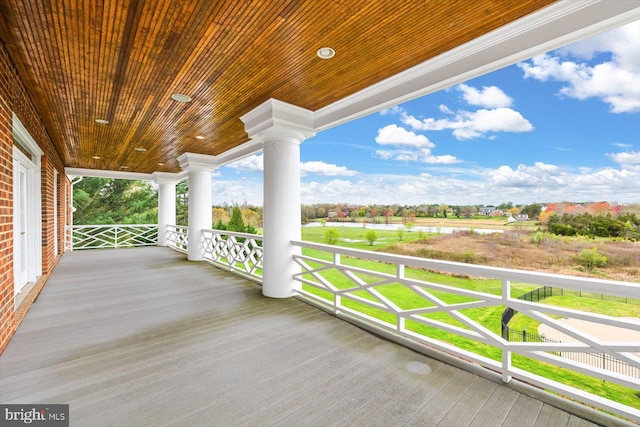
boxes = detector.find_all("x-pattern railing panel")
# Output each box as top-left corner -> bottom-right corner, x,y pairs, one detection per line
66,225 -> 158,250
166,225 -> 188,253
202,229 -> 263,281
291,240 -> 640,422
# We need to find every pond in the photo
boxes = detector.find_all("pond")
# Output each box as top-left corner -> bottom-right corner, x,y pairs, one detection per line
303,221 -> 503,234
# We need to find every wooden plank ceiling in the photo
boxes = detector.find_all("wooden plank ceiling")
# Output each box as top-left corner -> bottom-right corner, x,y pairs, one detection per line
0,0 -> 554,173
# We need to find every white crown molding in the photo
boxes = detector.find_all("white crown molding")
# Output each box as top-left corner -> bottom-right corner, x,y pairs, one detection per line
177,152 -> 219,172
241,98 -> 315,142
65,167 -> 154,181
151,171 -> 183,183
313,0 -> 640,131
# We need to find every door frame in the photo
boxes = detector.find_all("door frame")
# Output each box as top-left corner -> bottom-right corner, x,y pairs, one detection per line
12,114 -> 43,296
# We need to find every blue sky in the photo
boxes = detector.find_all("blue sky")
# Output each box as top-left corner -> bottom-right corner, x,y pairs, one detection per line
213,21 -> 640,206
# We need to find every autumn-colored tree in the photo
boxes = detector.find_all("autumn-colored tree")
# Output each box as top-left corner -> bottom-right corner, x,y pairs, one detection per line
538,209 -> 554,225
587,202 -> 611,216
241,209 -> 261,227
212,207 -> 230,224
507,207 -> 520,217
564,204 -> 585,215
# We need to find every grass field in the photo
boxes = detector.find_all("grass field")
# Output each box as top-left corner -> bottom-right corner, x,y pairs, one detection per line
300,225 -> 640,411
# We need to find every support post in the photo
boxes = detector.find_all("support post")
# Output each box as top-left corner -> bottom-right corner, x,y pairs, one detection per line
177,154 -> 218,261
241,99 -> 315,298
153,173 -> 179,247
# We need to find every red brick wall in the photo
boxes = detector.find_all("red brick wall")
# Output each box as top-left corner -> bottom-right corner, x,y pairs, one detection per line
0,39 -> 69,354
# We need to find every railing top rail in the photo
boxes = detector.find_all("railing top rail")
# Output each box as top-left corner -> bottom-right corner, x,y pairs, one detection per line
68,224 -> 157,228
291,240 -> 639,298
203,228 -> 262,240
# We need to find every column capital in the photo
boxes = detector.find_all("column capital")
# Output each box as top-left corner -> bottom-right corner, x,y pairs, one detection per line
177,152 -> 219,172
151,171 -> 181,184
241,98 -> 316,143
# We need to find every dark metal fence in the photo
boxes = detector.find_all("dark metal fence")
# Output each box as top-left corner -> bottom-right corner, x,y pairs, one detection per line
502,325 -> 640,379
501,286 -> 640,337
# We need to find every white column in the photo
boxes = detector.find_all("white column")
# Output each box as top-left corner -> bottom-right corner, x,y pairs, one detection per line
178,153 -> 218,261
154,174 -> 178,246
241,99 -> 315,298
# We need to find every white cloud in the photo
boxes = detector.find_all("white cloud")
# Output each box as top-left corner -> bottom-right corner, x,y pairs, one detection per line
374,125 -> 460,164
439,104 -> 453,114
402,108 -> 533,140
224,154 -> 357,176
457,84 -> 513,108
301,161 -> 357,176
379,106 -> 405,115
213,161 -> 640,206
518,21 -> 640,113
606,151 -> 640,164
375,124 -> 434,148
225,154 -> 263,172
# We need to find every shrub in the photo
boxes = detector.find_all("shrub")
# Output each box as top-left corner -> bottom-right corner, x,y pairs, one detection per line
365,230 -> 378,246
324,228 -> 340,245
531,231 -> 545,244
579,247 -> 608,270
397,226 -> 405,241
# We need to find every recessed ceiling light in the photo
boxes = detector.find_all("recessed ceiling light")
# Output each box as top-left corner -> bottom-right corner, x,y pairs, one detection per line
120,166 -> 130,169
134,147 -> 147,152
157,162 -> 164,166
195,135 -> 205,140
92,156 -> 101,160
171,93 -> 192,102
317,47 -> 335,59
95,119 -> 109,124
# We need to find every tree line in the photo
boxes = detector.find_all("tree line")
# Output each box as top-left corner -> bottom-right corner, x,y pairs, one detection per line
73,178 -> 639,239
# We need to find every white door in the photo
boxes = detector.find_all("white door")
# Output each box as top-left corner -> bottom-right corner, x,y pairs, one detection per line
14,160 -> 28,294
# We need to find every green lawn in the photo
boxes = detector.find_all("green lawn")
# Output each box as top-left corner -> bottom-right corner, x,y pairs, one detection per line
299,228 -> 640,411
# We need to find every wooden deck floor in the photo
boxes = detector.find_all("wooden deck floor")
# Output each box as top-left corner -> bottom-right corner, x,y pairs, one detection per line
0,247 -> 604,426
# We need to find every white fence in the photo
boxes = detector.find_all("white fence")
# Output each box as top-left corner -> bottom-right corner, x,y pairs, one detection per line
65,224 -> 158,250
166,225 -> 189,253
202,229 -> 263,282
290,240 -> 640,422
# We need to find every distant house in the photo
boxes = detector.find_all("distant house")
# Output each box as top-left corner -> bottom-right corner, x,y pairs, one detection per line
479,207 -> 496,216
516,214 -> 529,221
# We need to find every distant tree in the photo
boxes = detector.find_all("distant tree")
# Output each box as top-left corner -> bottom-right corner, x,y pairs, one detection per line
176,179 -> 188,226
365,230 -> 378,246
460,206 -> 473,218
227,206 -> 246,232
324,228 -> 339,245
212,207 -> 230,225
397,226 -> 405,241
437,205 -> 449,218
73,177 -> 158,224
242,209 -> 261,228
405,221 -> 415,232
520,203 -> 542,220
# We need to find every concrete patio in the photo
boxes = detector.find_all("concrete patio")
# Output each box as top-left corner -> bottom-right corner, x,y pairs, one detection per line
0,247 -> 613,426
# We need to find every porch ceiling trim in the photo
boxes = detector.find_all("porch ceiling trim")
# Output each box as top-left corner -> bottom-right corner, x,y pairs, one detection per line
313,0 -> 640,131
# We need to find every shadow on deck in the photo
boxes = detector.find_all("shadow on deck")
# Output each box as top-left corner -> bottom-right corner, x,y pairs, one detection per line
0,247 -> 610,426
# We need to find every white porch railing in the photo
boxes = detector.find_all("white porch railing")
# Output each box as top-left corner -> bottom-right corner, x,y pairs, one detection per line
166,225 -> 189,253
290,240 -> 640,422
65,224 -> 158,250
202,229 -> 263,282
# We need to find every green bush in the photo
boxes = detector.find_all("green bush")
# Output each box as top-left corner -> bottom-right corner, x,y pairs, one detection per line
324,228 -> 340,245
365,230 -> 378,246
579,247 -> 608,270
531,231 -> 545,244
397,227 -> 405,241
